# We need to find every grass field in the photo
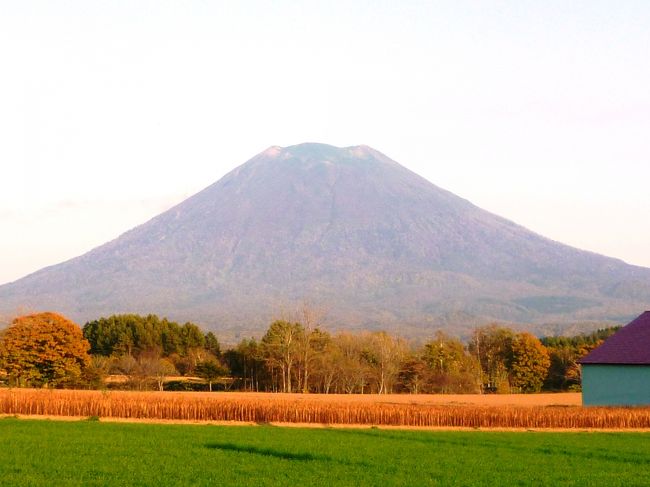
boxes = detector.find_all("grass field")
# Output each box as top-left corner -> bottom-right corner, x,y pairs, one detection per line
1,418 -> 649,486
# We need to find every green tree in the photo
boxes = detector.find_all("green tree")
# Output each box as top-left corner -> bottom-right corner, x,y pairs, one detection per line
541,327 -> 618,391
204,332 -> 221,357
261,320 -> 304,393
0,312 -> 90,387
224,338 -> 268,391
180,323 -> 205,351
83,314 -> 206,358
195,360 -> 228,392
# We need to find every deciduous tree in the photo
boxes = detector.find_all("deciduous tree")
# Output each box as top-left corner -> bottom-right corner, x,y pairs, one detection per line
262,320 -> 304,393
364,332 -> 407,394
138,354 -> 178,391
509,332 -> 551,392
469,325 -> 514,393
422,332 -> 481,393
195,360 -> 228,392
0,312 -> 90,387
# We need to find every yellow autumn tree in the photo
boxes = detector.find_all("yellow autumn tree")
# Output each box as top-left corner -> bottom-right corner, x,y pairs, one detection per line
509,332 -> 551,393
0,312 -> 90,388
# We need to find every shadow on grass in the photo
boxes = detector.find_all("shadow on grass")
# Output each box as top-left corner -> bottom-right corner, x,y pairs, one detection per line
206,442 -> 329,462
206,442 -> 370,467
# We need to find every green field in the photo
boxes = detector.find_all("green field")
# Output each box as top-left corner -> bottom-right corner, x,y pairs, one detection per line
1,418 -> 649,486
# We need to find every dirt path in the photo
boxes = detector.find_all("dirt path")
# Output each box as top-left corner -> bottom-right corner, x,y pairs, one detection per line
4,413 -> 648,432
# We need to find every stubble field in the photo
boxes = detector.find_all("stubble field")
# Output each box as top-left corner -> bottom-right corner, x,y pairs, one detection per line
3,389 -> 650,430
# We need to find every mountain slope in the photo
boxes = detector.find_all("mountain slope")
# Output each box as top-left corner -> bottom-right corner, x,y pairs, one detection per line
2,143 -> 649,337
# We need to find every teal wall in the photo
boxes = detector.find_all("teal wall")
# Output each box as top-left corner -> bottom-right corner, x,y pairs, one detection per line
582,365 -> 650,406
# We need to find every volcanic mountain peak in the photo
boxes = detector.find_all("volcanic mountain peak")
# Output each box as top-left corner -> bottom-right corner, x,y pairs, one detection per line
254,143 -> 396,167
1,142 -> 649,338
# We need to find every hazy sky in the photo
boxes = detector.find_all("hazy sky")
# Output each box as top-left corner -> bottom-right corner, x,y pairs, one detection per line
1,1 -> 649,285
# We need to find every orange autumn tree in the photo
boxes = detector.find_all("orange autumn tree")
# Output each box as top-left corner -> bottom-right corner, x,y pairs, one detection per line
0,312 -> 90,388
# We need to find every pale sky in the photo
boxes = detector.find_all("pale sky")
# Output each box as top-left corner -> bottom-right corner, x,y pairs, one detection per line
1,1 -> 649,285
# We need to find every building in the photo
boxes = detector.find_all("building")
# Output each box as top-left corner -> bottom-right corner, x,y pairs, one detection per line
580,311 -> 650,406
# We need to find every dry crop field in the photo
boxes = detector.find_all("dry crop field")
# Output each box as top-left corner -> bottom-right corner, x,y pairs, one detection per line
2,389 -> 649,429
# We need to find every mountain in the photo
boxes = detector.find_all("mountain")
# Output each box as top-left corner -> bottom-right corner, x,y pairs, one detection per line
1,143 -> 649,339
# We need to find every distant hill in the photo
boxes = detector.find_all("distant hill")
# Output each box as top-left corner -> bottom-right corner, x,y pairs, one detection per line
1,143 -> 649,339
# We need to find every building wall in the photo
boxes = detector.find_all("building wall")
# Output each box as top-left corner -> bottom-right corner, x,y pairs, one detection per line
582,364 -> 650,406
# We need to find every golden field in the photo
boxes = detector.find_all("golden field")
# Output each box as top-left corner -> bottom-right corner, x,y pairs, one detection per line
3,389 -> 650,429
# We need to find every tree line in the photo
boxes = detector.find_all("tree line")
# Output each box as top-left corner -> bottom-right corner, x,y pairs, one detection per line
0,311 -> 617,393
224,322 -> 614,394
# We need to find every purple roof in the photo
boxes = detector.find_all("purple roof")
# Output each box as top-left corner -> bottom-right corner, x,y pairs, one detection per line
580,311 -> 650,365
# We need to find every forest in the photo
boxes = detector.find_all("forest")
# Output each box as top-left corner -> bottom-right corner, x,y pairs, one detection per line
0,311 -> 617,394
